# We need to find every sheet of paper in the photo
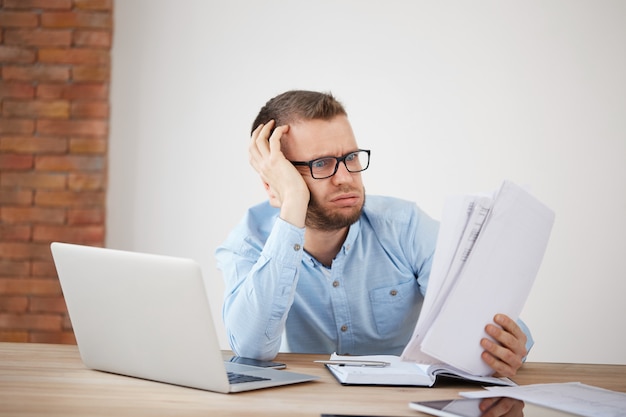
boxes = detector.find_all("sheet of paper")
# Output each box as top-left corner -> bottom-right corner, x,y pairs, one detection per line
460,382 -> 626,417
402,194 -> 484,364
402,193 -> 497,365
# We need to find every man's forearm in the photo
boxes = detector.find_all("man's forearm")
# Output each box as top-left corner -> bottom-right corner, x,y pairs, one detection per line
218,218 -> 305,359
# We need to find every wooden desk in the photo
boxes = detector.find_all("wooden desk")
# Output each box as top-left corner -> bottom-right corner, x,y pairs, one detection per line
1,342 -> 625,416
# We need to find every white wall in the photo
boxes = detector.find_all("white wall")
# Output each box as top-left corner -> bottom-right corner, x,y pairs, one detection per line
109,1 -> 626,364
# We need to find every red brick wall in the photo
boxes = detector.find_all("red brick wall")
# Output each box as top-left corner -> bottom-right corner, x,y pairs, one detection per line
0,0 -> 112,344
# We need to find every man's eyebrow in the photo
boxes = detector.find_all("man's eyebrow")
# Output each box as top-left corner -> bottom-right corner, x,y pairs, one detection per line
309,149 -> 360,160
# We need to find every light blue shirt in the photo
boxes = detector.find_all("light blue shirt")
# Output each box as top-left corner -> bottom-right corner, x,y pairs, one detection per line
216,195 -> 440,360
216,195 -> 533,361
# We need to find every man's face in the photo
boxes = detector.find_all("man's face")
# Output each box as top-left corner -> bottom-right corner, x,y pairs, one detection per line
281,115 -> 366,231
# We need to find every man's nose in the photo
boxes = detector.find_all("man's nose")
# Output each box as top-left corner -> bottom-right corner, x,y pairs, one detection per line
332,161 -> 354,184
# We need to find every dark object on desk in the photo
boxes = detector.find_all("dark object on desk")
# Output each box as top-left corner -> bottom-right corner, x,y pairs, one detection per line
228,356 -> 286,369
410,398 -> 580,417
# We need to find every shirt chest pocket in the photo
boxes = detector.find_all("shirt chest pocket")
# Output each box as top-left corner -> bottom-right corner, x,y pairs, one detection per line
368,279 -> 422,338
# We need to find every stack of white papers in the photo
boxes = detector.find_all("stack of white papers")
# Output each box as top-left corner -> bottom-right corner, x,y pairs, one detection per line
401,181 -> 555,376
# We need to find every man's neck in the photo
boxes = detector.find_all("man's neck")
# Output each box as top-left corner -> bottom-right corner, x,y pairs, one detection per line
304,226 -> 350,268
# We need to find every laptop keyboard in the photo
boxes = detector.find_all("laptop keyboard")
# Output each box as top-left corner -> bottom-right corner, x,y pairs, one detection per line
227,371 -> 271,385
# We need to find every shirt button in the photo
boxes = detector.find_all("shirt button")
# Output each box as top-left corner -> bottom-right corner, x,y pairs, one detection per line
340,325 -> 348,332
293,243 -> 301,251
332,280 -> 340,288
389,289 -> 398,296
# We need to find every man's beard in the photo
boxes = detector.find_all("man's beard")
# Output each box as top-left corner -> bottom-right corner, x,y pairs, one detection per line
305,190 -> 365,231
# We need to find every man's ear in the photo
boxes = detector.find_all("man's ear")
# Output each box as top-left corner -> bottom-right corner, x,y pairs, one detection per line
263,181 -> 281,208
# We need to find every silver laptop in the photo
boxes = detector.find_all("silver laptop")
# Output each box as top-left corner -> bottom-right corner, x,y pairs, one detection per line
50,242 -> 318,393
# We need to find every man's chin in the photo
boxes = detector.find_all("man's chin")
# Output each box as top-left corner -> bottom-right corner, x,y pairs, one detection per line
305,205 -> 363,231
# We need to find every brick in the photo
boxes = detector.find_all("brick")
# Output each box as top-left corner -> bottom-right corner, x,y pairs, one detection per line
39,48 -> 110,66
36,155 -> 104,171
0,82 -> 35,99
70,101 -> 109,118
69,137 -> 106,154
29,296 -> 68,314
0,278 -> 61,295
0,12 -> 39,28
32,260 -> 58,278
68,172 -> 105,190
4,29 -> 72,47
71,65 -> 109,82
0,154 -> 33,169
0,45 -> 36,64
3,100 -> 70,118
37,119 -> 108,136
63,84 -> 109,100
73,30 -> 111,48
67,208 -> 104,225
0,136 -> 68,154
41,12 -> 112,29
0,296 -> 29,312
2,65 -> 70,82
0,330 -> 29,342
1,206 -> 66,224
0,189 -> 33,205
33,224 -> 104,243
35,190 -> 105,207
36,84 -> 64,99
3,0 -> 72,9
0,313 -> 63,331
74,0 -> 112,11
1,172 -> 66,189
0,119 -> 35,134
30,330 -> 76,344
0,224 -> 32,241
0,242 -> 52,261
0,260 -> 30,277
37,83 -> 108,100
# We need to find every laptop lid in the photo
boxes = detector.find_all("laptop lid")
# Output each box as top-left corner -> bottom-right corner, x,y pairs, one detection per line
50,242 -> 317,393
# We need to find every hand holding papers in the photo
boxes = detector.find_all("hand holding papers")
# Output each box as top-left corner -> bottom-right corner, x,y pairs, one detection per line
401,181 -> 555,376
319,181 -> 555,387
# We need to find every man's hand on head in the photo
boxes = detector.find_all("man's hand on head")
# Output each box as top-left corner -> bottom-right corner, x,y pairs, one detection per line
248,120 -> 310,227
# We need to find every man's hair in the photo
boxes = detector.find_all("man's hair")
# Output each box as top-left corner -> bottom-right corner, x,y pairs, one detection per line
251,90 -> 347,135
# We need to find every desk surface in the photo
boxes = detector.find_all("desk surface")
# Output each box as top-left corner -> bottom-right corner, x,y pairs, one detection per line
1,342 -> 625,417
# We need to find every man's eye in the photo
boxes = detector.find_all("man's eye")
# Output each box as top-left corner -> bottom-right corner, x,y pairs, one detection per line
345,153 -> 357,162
312,158 -> 332,169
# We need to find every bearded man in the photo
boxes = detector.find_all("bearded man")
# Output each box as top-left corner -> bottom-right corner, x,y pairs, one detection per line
216,90 -> 531,377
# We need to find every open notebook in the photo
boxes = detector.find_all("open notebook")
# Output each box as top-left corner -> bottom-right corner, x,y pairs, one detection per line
50,242 -> 318,393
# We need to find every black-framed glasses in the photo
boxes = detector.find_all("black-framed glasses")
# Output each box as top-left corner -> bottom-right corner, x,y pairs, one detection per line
291,149 -> 371,179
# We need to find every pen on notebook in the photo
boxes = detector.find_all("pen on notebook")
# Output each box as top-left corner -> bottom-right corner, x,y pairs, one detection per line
314,360 -> 391,368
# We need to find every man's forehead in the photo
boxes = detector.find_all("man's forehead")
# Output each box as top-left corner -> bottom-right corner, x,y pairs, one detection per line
282,116 -> 357,155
